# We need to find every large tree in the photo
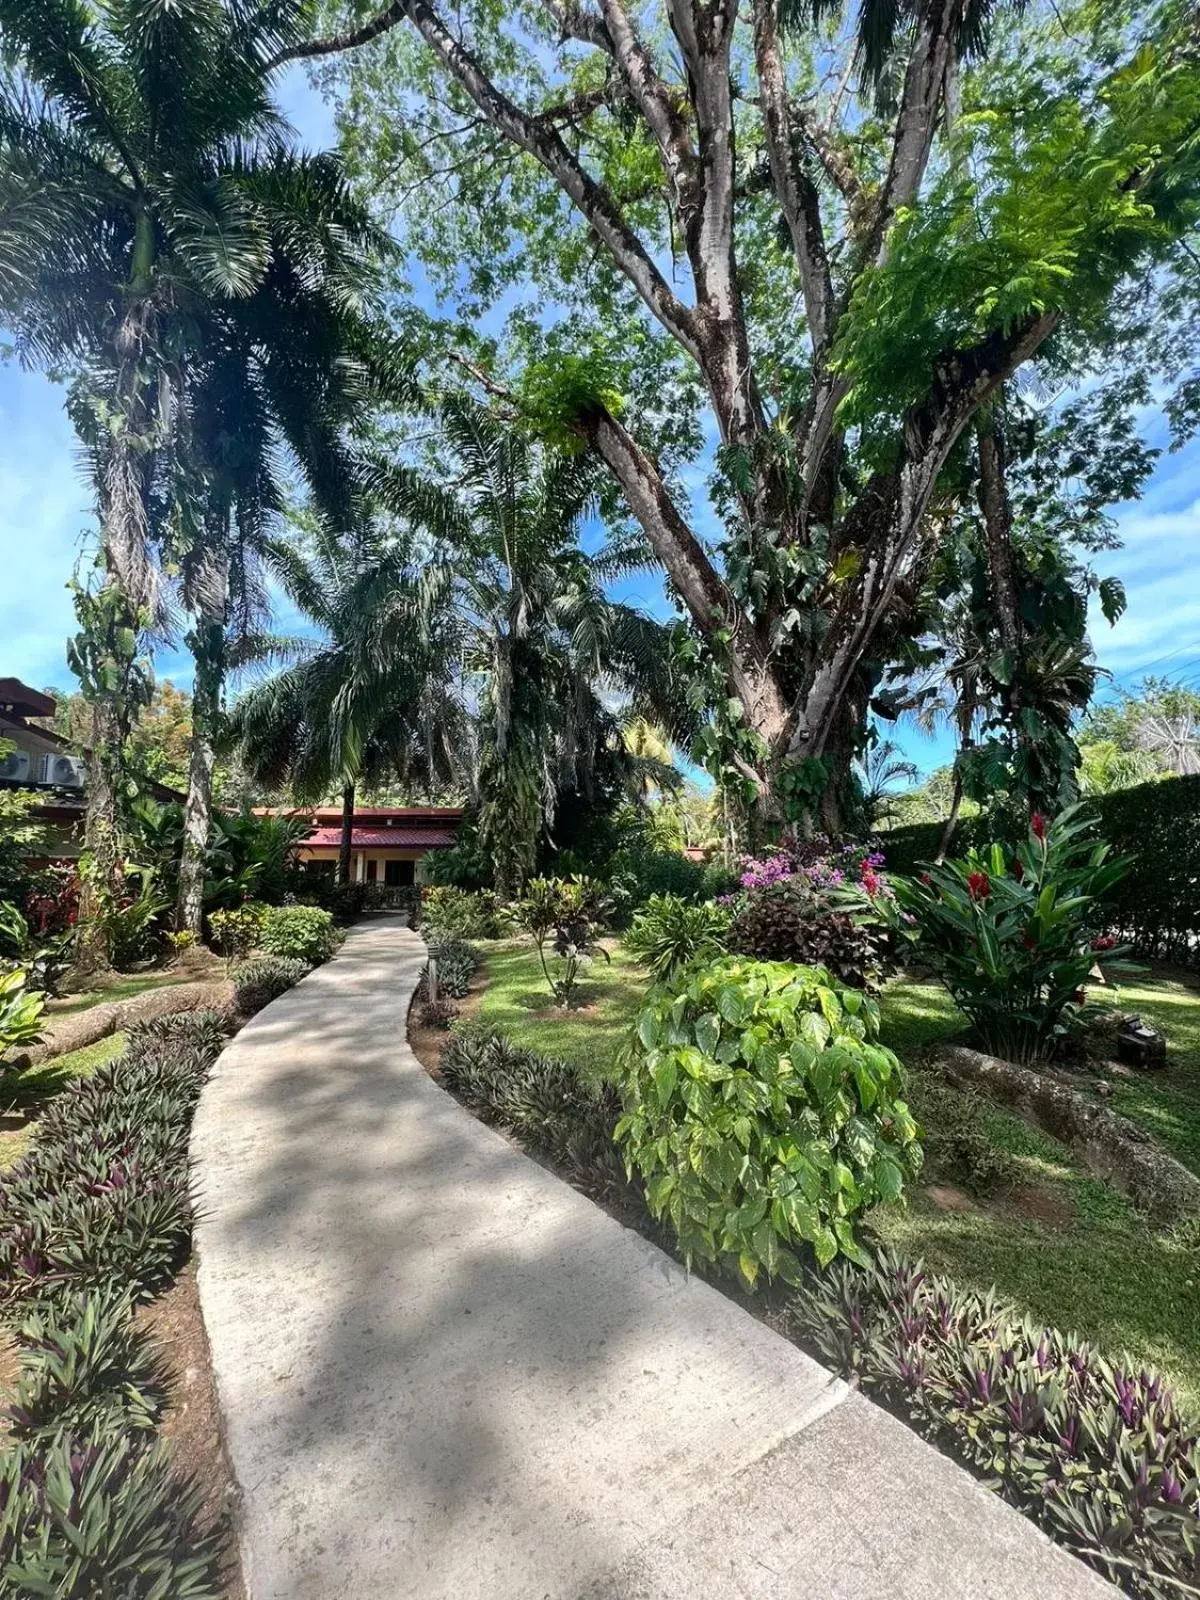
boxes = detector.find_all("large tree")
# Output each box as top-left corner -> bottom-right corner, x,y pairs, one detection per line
278,0 -> 1199,829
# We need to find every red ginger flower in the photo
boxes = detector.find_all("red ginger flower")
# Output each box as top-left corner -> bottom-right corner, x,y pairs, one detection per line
967,871 -> 991,901
1031,812 -> 1048,842
1012,858 -> 1024,882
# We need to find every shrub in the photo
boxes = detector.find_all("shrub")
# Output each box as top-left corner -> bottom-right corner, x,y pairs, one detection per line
259,904 -> 336,966
206,903 -> 264,961
0,1428 -> 225,1597
860,807 -> 1133,1064
8,1292 -> 164,1444
0,966 -> 44,1066
625,894 -> 732,983
0,1012 -> 226,1312
232,955 -> 308,1015
416,995 -> 459,1029
426,935 -> 479,999
165,929 -> 197,959
439,1028 -> 624,1195
615,958 -> 922,1286
423,886 -> 513,939
517,876 -> 610,1005
792,1248 -> 1200,1600
728,880 -> 886,989
606,850 -> 734,924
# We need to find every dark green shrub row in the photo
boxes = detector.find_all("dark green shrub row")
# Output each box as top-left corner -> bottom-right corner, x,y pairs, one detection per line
792,1248 -> 1200,1600
259,904 -> 337,965
880,774 -> 1200,959
0,1011 -> 231,1596
0,1010 -> 227,1313
439,1026 -> 626,1196
232,955 -> 308,1016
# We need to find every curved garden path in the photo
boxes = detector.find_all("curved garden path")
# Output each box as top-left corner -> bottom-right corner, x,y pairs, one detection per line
192,917 -> 1115,1600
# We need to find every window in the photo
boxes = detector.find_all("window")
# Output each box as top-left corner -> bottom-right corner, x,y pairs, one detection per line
366,859 -> 378,882
384,859 -> 415,886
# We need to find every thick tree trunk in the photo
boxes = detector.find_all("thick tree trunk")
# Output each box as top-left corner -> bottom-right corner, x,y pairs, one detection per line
73,693 -> 124,979
177,547 -> 229,936
976,408 -> 1021,661
337,781 -> 356,886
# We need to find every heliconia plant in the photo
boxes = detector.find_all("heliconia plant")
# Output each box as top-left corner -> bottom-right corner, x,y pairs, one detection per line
853,806 -> 1133,1065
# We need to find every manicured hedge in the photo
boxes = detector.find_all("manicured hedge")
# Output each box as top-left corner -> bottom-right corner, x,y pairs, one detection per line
879,774 -> 1200,959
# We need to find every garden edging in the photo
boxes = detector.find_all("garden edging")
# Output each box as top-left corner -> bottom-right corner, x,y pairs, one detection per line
191,917 -> 1115,1599
14,977 -> 236,1069
937,1043 -> 1200,1220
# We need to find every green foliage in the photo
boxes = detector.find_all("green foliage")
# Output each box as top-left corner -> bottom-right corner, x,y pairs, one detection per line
729,881 -> 887,990
0,966 -> 45,1067
426,935 -> 479,1000
100,872 -> 170,972
517,876 -> 610,1005
232,955 -> 308,1015
616,959 -> 922,1286
793,1249 -> 1200,1600
0,766 -> 51,905
8,1292 -> 164,1445
440,1026 -> 624,1197
206,903 -> 265,961
259,905 -> 336,966
624,894 -> 732,983
606,847 -> 733,924
422,886 -> 513,939
0,1428 -> 225,1598
862,808 -> 1132,1063
0,1010 -> 227,1312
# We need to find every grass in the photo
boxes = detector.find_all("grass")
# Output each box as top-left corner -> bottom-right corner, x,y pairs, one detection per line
0,1031 -> 127,1172
49,972 -> 184,1016
876,973 -> 1200,1410
470,942 -> 1200,1410
474,937 -> 647,1079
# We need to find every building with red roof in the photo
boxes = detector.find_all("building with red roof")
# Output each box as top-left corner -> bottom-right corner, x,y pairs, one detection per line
255,804 -> 465,887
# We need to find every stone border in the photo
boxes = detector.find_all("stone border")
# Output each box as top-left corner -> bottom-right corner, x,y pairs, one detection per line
938,1043 -> 1200,1220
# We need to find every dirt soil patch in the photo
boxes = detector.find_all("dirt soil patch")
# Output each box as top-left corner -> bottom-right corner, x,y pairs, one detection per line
407,962 -> 488,1074
1004,1183 -> 1076,1228
925,1182 -> 978,1213
139,1262 -> 245,1600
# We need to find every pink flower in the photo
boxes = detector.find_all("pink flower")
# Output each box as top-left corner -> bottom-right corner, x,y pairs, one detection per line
1031,812 -> 1048,843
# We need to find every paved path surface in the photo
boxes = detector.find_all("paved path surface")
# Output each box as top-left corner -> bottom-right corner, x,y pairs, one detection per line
193,918 -> 1115,1600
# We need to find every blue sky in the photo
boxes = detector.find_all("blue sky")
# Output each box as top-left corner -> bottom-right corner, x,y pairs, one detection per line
2,73 -> 1197,783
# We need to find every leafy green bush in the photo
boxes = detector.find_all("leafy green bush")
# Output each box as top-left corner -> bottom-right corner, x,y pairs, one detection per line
861,807 -> 1132,1063
206,903 -> 265,960
793,1248 -> 1200,1600
606,849 -> 734,924
423,886 -> 513,939
0,1011 -> 227,1312
615,958 -> 922,1286
0,1428 -> 225,1597
517,876 -> 610,1004
8,1292 -> 164,1444
0,966 -> 45,1067
259,904 -> 336,965
625,894 -> 731,982
232,955 -> 308,1015
728,879 -> 887,989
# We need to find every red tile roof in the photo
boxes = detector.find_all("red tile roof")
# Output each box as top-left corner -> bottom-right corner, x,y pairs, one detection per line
303,827 -> 458,849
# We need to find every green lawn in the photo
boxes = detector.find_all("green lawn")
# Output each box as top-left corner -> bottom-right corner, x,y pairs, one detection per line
876,973 -> 1200,1411
1,1031 -> 126,1172
474,937 -> 647,1079
473,942 -> 1200,1410
48,972 -> 183,1016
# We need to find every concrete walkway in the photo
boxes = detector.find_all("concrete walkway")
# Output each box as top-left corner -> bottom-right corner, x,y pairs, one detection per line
193,918 -> 1115,1600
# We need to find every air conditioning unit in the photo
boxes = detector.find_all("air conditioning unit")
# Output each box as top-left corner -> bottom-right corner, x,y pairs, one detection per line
40,753 -> 87,789
0,748 -> 30,782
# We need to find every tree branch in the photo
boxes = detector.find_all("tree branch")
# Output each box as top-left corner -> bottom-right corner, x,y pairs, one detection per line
752,0 -> 833,356
596,0 -> 698,208
268,2 -> 407,67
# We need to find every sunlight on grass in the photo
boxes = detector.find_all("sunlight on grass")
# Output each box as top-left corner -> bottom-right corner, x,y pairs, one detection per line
475,937 -> 647,1080
0,1031 -> 126,1173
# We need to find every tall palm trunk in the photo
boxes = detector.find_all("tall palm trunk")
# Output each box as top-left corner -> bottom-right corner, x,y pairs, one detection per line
75,679 -> 125,978
178,539 -> 229,935
337,780 -> 355,886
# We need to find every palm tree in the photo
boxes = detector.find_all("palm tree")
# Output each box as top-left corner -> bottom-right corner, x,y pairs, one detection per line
0,0 -> 386,961
382,397 -> 695,895
225,524 -> 469,882
856,738 -> 919,828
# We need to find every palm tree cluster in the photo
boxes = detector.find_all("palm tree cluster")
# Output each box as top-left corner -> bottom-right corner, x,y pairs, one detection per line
0,0 -> 690,944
